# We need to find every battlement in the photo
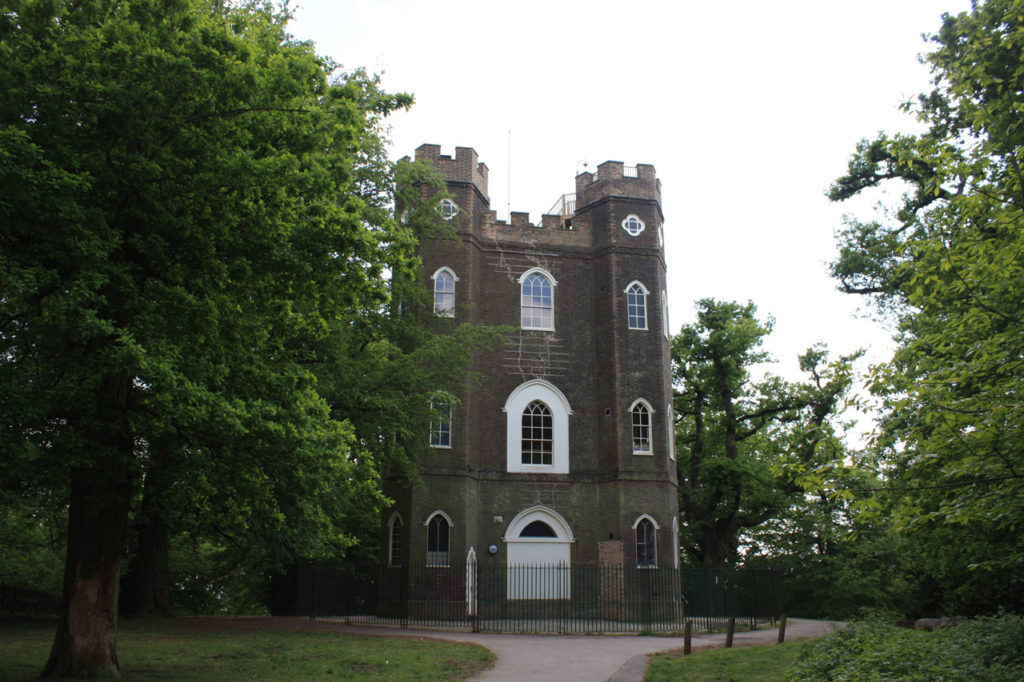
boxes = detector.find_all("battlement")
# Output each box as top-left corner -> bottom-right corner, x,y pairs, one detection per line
409,144 -> 661,239
575,160 -> 661,210
414,144 -> 489,200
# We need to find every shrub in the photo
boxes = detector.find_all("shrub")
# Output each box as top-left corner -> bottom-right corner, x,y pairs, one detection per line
786,614 -> 1024,681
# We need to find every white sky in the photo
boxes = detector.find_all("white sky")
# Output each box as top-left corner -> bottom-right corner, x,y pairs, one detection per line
289,0 -> 971,442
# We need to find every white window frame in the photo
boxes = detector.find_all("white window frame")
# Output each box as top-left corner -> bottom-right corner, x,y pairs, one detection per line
438,198 -> 458,220
667,401 -> 676,461
504,380 -> 572,474
521,400 -> 554,465
624,280 -> 649,330
662,290 -> 670,340
672,516 -> 680,569
387,512 -> 403,567
633,514 -> 660,568
630,399 -> 654,455
425,511 -> 453,567
431,266 -> 458,317
621,214 -> 645,236
518,268 -> 556,331
429,398 -> 452,449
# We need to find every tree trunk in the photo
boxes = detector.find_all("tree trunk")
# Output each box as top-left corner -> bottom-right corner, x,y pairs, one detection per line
44,372 -> 135,678
123,441 -> 175,617
700,526 -> 735,567
123,496 -> 173,616
43,466 -> 133,678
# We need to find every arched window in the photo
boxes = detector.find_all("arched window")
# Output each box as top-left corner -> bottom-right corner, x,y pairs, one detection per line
504,380 -> 572,473
520,520 -> 558,537
667,401 -> 676,461
426,512 -> 451,566
634,516 -> 658,567
672,516 -> 680,569
624,281 -> 648,330
519,269 -> 555,330
522,401 -> 553,465
631,399 -> 653,454
429,398 -> 451,448
662,290 -> 670,339
387,513 -> 403,567
432,267 -> 457,317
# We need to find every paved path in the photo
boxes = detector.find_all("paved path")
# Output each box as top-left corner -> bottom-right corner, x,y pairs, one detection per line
288,617 -> 842,681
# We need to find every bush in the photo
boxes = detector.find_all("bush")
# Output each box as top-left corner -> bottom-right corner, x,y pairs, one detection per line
786,614 -> 1024,681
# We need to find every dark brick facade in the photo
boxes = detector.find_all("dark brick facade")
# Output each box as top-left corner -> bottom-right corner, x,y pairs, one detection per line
384,144 -> 679,573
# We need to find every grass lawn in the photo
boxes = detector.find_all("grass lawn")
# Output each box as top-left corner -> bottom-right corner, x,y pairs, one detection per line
644,638 -> 816,681
0,617 -> 494,681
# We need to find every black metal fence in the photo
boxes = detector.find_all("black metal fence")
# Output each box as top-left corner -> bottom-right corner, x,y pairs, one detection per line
282,562 -> 782,634
0,584 -> 60,616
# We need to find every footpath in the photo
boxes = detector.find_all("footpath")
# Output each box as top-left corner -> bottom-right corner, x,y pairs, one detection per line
298,617 -> 842,682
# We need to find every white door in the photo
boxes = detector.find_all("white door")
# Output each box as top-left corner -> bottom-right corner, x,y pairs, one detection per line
504,508 -> 573,599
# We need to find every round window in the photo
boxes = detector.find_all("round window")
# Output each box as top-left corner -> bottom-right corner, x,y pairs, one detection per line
621,214 -> 645,236
438,199 -> 458,220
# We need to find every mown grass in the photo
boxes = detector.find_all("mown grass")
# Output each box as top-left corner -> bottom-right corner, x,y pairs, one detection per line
644,638 -> 816,681
0,617 -> 494,681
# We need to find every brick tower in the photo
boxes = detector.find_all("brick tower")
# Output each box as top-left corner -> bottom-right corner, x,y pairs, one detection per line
383,144 -> 679,589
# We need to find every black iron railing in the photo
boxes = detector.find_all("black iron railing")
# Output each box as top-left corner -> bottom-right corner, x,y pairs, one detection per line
287,562 -> 782,634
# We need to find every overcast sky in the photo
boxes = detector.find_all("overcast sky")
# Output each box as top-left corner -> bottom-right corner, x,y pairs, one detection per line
288,0 -> 971,440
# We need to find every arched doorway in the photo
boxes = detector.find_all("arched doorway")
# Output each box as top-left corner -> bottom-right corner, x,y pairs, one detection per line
504,506 -> 574,599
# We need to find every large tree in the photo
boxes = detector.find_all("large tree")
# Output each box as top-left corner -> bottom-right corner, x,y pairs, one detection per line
672,299 -> 857,566
828,0 -> 1024,612
0,0 -> 420,675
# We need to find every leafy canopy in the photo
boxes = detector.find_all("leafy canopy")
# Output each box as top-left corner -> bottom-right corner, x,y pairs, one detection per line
828,0 -> 1024,605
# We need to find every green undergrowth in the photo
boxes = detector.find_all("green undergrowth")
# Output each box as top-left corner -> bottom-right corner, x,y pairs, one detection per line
786,614 -> 1024,681
0,617 -> 494,681
645,638 -> 815,681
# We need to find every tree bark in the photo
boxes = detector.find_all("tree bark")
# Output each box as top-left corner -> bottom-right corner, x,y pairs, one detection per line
43,466 -> 133,678
123,493 -> 173,616
122,443 -> 175,617
44,372 -> 135,678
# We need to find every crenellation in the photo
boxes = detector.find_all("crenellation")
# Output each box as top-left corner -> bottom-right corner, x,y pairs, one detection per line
414,143 -> 489,199
575,160 -> 662,210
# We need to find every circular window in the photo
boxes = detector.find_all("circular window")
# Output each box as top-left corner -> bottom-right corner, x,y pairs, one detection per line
438,199 -> 458,220
621,214 -> 645,236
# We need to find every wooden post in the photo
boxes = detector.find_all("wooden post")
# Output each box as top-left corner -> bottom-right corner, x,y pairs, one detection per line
777,614 -> 787,644
725,617 -> 735,648
683,620 -> 692,655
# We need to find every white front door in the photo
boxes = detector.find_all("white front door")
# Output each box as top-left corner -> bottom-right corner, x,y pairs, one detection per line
504,507 -> 573,599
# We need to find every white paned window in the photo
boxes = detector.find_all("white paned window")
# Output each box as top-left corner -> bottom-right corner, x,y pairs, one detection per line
625,281 -> 648,330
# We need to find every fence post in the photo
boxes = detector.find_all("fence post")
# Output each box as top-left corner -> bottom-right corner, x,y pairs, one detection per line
725,617 -> 735,648
683,620 -> 692,655
777,613 -> 787,644
310,561 -> 318,620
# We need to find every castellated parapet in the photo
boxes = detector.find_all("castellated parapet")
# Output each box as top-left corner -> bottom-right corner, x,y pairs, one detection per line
409,144 -> 663,255
413,144 -> 489,200
575,161 -> 662,213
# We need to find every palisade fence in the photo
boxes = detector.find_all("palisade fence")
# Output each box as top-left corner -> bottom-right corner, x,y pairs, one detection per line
285,562 -> 782,634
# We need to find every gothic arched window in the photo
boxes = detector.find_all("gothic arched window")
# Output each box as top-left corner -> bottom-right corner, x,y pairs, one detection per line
432,267 -> 457,317
625,281 -> 648,330
426,512 -> 451,566
631,400 -> 653,454
635,517 -> 657,567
